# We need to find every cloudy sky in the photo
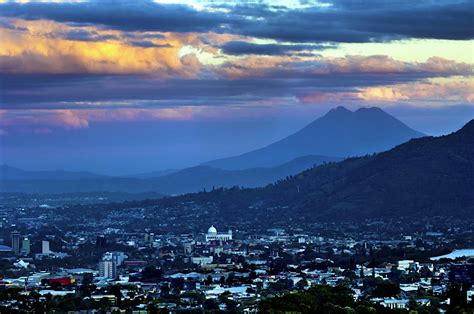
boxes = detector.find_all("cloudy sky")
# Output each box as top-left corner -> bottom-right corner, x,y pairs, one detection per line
0,0 -> 473,174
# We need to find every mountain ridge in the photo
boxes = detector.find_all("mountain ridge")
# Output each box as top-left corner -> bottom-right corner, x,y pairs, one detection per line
0,164 -> 108,181
157,119 -> 473,224
204,106 -> 424,170
0,155 -> 340,194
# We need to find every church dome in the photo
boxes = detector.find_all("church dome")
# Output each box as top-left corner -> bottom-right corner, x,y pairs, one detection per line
207,225 -> 217,234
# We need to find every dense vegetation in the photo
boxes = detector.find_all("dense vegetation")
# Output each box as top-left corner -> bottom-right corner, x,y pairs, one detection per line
258,284 -> 474,314
259,285 -> 398,313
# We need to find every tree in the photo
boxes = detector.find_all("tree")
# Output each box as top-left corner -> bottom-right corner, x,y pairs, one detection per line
141,265 -> 163,281
160,283 -> 170,297
268,278 -> 293,292
259,285 -> 360,313
295,278 -> 309,290
109,284 -> 122,305
82,273 -> 93,285
371,281 -> 400,298
203,298 -> 219,311
170,278 -> 184,295
226,273 -> 236,285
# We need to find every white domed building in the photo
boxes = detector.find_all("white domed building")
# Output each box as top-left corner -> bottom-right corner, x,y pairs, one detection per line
205,225 -> 232,242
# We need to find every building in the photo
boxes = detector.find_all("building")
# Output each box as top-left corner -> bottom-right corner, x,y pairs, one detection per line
467,288 -> 474,303
191,256 -> 213,266
42,240 -> 50,254
144,232 -> 155,246
98,251 -> 127,279
183,242 -> 193,255
0,245 -> 13,257
99,260 -> 117,279
11,231 -> 21,255
205,225 -> 232,242
449,263 -> 474,284
21,237 -> 31,255
96,235 -> 107,248
381,299 -> 409,309
103,251 -> 127,266
398,260 -> 419,272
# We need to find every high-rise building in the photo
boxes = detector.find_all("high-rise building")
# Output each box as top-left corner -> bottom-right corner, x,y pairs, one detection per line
42,240 -> 50,254
103,251 -> 127,265
183,242 -> 193,255
98,251 -> 126,279
11,231 -> 21,255
21,237 -> 31,255
144,232 -> 155,246
99,260 -> 117,279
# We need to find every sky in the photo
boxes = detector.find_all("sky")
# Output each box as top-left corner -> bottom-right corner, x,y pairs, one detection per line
0,0 -> 473,174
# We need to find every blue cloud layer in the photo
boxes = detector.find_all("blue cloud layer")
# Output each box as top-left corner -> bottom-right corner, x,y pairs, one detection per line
1,0 -> 472,42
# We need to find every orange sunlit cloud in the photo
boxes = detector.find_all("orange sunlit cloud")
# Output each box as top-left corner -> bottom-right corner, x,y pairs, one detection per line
0,18 -> 204,77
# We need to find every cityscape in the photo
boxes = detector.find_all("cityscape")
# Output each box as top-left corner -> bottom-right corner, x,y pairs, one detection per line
1,0 -> 473,313
0,178 -> 473,312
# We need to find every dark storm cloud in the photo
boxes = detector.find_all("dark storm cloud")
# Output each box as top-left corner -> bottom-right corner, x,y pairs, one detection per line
219,41 -> 333,56
233,1 -> 474,43
140,33 -> 166,39
0,70 -> 441,109
59,29 -> 119,42
1,21 -> 171,47
128,41 -> 172,48
0,0 -> 472,43
0,0 -> 235,33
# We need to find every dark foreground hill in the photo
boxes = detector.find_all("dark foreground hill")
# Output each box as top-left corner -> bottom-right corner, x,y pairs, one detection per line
204,106 -> 424,170
157,120 -> 474,223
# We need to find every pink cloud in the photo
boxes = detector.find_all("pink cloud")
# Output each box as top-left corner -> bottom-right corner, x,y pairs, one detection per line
299,91 -> 357,104
0,107 -> 212,134
357,80 -> 474,103
215,55 -> 472,79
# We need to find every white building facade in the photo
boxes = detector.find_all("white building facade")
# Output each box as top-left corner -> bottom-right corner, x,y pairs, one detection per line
99,260 -> 117,279
205,225 -> 232,242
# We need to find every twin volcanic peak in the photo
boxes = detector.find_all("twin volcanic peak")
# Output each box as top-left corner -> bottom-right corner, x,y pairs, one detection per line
173,118 -> 474,223
204,106 -> 424,170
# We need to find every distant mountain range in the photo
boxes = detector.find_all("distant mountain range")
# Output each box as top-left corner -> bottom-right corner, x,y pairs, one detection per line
204,106 -> 424,170
144,155 -> 341,194
125,169 -> 179,179
169,119 -> 473,223
0,155 -> 340,194
0,106 -> 426,195
0,165 -> 178,181
0,165 -> 106,181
